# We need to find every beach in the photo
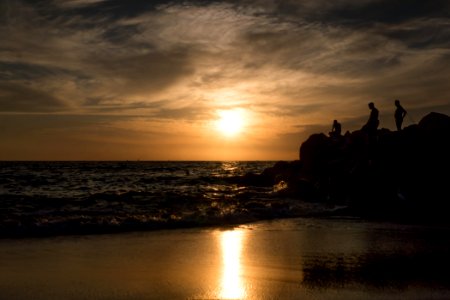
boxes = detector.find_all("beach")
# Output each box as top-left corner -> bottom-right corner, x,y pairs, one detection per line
2,0 -> 450,298
1,217 -> 449,300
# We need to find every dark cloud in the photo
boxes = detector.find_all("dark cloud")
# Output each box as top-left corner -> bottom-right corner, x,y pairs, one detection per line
0,62 -> 86,81
0,1 -> 197,112
321,0 -> 450,26
56,0 -> 166,19
88,48 -> 195,97
381,21 -> 450,50
101,24 -> 142,44
10,0 -> 158,24
248,0 -> 450,27
0,83 -> 66,112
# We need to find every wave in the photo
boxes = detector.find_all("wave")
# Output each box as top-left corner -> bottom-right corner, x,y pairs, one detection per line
0,190 -> 345,238
0,161 -> 350,237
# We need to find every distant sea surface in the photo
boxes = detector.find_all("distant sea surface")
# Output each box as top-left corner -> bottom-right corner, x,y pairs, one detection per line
0,161 -> 338,237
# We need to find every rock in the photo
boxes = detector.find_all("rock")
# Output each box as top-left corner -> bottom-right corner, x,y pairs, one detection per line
259,112 -> 450,221
418,112 -> 450,133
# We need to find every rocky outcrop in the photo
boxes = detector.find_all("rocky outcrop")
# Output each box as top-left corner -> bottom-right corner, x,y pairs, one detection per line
239,112 -> 450,221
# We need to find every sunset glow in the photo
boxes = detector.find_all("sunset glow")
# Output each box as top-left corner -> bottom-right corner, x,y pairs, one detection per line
0,1 -> 449,160
215,109 -> 246,137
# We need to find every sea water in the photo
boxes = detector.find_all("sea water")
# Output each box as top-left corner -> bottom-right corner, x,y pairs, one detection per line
0,161 -> 329,237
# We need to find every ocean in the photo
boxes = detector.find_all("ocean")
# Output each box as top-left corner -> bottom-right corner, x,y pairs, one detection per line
0,160 -> 337,238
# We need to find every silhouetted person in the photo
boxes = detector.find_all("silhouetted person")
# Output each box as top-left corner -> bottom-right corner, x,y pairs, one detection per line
394,99 -> 407,131
362,102 -> 379,136
329,120 -> 342,138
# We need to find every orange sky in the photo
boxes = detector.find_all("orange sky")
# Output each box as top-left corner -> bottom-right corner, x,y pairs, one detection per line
1,0 -> 449,160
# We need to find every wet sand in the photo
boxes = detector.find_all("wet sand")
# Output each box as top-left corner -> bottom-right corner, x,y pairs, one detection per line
0,218 -> 449,299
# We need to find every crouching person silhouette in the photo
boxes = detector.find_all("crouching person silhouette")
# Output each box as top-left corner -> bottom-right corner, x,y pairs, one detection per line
329,120 -> 342,138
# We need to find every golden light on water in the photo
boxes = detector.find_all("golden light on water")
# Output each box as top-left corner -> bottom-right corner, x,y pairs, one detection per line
220,230 -> 246,299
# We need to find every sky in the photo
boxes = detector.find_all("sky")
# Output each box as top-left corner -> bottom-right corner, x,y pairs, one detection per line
1,0 -> 449,160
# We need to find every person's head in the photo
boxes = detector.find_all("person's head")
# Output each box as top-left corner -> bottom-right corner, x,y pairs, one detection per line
395,99 -> 400,106
333,119 -> 338,124
368,102 -> 374,109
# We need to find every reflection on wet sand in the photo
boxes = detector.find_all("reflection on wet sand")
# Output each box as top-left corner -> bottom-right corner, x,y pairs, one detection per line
0,218 -> 449,300
219,230 -> 246,299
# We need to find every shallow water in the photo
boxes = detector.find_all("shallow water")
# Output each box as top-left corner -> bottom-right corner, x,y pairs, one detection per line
0,218 -> 449,299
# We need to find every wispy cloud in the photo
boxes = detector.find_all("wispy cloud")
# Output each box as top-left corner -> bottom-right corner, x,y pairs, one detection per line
0,0 -> 449,159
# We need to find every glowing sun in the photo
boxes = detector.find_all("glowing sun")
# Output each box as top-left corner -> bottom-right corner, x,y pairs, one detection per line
215,108 -> 246,137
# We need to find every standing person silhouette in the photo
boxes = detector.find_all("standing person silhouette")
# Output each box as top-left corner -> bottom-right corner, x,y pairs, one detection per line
362,102 -> 379,136
394,99 -> 407,131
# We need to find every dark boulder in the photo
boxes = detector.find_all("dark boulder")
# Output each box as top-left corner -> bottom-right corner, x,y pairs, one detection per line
418,112 -> 450,133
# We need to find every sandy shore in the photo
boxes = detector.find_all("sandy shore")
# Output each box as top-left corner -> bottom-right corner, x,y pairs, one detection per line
1,217 -> 449,299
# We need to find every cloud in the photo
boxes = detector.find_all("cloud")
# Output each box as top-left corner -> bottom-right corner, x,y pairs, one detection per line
0,0 -> 449,159
0,82 -> 66,112
0,0 -> 199,112
315,0 -> 450,26
238,0 -> 450,27
53,0 -> 108,8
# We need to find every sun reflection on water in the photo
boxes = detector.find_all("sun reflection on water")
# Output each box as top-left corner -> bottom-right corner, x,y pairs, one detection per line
220,230 -> 246,299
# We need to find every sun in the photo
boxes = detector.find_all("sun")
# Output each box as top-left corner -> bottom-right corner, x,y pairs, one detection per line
215,108 -> 246,137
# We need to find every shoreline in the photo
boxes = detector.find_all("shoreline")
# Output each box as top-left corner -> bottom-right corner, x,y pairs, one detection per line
3,210 -> 450,240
